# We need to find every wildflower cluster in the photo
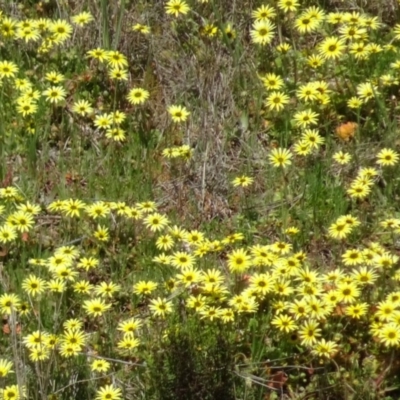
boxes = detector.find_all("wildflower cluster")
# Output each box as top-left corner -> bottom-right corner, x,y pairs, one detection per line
1,1 -> 400,398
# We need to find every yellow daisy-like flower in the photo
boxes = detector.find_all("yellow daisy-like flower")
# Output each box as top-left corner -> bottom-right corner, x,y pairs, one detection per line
271,314 -> 297,333
109,68 -> 128,81
250,20 -> 275,45
132,24 -> 151,34
16,101 -> 37,117
312,339 -> 338,358
376,148 -> 399,167
0,225 -> 17,243
83,298 -> 112,317
378,323 -> 400,347
143,213 -> 169,232
149,297 -> 173,317
45,71 -> 65,83
22,275 -> 46,297
294,14 -> 320,34
333,151 -> 351,165
10,211 -> 34,232
87,48 -> 108,62
265,91 -> 290,111
269,148 -> 292,168
71,12 -> 94,26
168,105 -> 190,122
91,359 -> 111,373
165,0 -> 190,17
42,85 -> 67,104
95,384 -> 122,400
318,36 -> 346,60
293,109 -> 319,128
232,175 -> 254,187
50,19 -> 73,42
252,5 -> 276,21
93,225 -> 109,241
1,385 -> 26,400
357,82 -> 378,102
61,199 -> 86,218
117,317 -> 142,337
227,249 -> 252,272
0,60 -> 18,78
127,88 -> 150,105
106,51 -> 128,69
0,359 -> 13,378
277,0 -> 299,12
261,73 -> 284,90
0,293 -> 21,314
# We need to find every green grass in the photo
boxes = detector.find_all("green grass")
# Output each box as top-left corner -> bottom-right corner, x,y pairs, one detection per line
1,1 -> 400,399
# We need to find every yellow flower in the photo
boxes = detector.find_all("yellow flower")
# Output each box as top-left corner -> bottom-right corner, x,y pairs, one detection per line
9,211 -> 34,232
232,175 -> 254,187
109,68 -> 128,81
333,151 -> 351,165
117,318 -> 142,337
312,339 -> 338,358
83,298 -> 112,317
132,24 -> 150,34
271,314 -> 297,333
0,293 -> 21,314
87,48 -> 108,62
50,19 -> 72,39
252,5 -> 276,20
133,280 -> 157,295
250,20 -> 275,45
261,73 -> 284,90
0,359 -> 13,378
93,225 -> 109,241
200,306 -> 222,321
293,109 -> 319,128
299,320 -> 321,346
149,297 -> 173,317
277,0 -> 299,12
1,385 -> 26,400
294,14 -> 320,34
346,303 -> 368,319
177,267 -> 201,287
168,105 -> 190,122
71,12 -> 94,26
94,113 -> 113,129
106,51 -> 128,69
0,225 -> 17,243
22,275 -> 46,297
42,85 -> 67,104
61,199 -> 86,218
376,148 -> 399,166
127,88 -> 150,105
91,359 -> 111,373
171,251 -> 196,269
269,148 -> 292,168
0,60 -> 18,78
95,281 -> 121,298
378,323 -> 400,347
265,91 -> 289,111
318,36 -> 346,59
357,82 -> 378,102
227,249 -> 252,272
165,0 -> 190,17
45,71 -> 65,83
156,234 -> 174,250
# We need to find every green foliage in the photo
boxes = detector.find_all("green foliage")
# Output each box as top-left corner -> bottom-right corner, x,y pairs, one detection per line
1,0 -> 400,399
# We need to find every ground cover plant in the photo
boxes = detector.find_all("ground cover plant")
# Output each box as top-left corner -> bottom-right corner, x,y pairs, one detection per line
1,0 -> 400,399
